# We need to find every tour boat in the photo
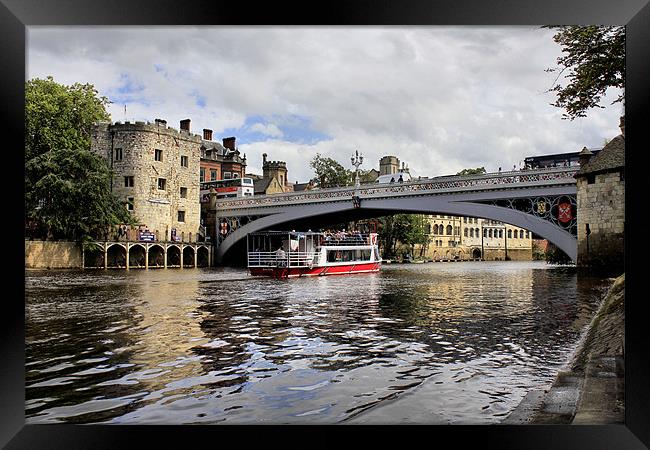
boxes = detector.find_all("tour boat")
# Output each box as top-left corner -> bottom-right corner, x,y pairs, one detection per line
247,230 -> 382,278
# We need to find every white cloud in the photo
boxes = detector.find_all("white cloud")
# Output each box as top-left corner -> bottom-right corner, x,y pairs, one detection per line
27,26 -> 624,183
249,122 -> 284,138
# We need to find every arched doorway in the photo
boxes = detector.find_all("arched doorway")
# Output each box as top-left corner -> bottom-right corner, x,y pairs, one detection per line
148,244 -> 165,268
183,247 -> 195,267
197,246 -> 209,267
167,245 -> 181,267
472,248 -> 482,259
107,244 -> 127,268
129,244 -> 146,268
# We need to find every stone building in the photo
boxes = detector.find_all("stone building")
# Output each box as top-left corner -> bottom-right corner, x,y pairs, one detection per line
91,118 -> 202,242
575,117 -> 625,274
248,153 -> 294,195
414,215 -> 532,261
379,155 -> 410,177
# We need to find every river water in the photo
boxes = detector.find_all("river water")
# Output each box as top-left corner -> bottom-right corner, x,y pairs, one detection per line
25,261 -> 609,424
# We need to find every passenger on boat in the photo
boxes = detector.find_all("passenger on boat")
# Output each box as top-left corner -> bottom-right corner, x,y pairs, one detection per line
275,247 -> 286,267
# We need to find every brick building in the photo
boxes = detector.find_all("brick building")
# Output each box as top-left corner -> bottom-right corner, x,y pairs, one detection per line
199,130 -> 247,183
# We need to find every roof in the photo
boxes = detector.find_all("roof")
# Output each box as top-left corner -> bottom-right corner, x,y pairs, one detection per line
254,178 -> 272,194
577,134 -> 625,176
293,182 -> 312,192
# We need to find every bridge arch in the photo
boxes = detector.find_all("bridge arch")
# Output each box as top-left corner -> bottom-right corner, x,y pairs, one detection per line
215,196 -> 577,264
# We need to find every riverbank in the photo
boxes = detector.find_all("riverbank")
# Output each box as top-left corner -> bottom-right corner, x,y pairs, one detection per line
503,273 -> 625,424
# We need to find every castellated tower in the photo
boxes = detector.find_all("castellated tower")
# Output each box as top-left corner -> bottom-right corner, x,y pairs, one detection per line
90,119 -> 202,241
379,155 -> 400,175
262,153 -> 289,190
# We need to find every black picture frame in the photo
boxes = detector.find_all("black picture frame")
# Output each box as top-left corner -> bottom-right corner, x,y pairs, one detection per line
4,0 -> 648,447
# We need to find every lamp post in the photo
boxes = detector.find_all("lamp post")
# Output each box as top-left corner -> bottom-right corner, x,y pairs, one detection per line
351,150 -> 364,188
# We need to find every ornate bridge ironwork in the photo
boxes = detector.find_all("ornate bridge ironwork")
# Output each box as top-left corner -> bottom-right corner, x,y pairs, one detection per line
213,167 -> 578,262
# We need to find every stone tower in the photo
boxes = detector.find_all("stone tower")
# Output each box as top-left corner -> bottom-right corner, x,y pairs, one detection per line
575,116 -> 625,275
379,155 -> 400,175
262,153 -> 289,190
90,119 -> 202,241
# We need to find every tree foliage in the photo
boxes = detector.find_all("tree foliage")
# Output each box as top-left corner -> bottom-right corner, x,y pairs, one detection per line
310,153 -> 352,188
25,76 -> 111,161
544,26 -> 625,120
456,167 -> 486,176
378,214 -> 430,259
25,148 -> 136,241
25,76 -> 135,242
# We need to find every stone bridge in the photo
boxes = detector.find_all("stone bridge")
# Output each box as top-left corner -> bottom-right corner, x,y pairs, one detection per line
213,167 -> 578,263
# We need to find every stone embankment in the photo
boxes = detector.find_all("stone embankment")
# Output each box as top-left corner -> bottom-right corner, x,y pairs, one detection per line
503,273 -> 625,424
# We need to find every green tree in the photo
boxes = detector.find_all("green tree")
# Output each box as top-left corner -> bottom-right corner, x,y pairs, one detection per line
456,167 -> 486,176
544,26 -> 625,120
25,76 -> 135,243
25,148 -> 136,242
25,76 -> 111,161
310,153 -> 352,188
378,214 -> 429,259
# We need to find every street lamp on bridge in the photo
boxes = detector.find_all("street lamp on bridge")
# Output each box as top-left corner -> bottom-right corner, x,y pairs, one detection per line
351,150 -> 364,188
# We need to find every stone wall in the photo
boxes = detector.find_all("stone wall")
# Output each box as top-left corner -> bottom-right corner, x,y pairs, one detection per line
91,121 -> 202,241
25,240 -> 83,269
576,172 -> 625,273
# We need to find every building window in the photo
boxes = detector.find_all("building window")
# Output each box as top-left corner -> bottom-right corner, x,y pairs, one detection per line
587,174 -> 595,184
180,155 -> 188,167
124,176 -> 134,187
210,169 -> 217,181
514,230 -> 519,239
115,148 -> 123,161
126,197 -> 134,211
508,229 -> 512,238
464,228 -> 468,237
488,229 -> 493,238
463,217 -> 467,223
499,230 -> 503,238
158,178 -> 166,190
180,187 -> 187,198
446,225 -> 453,235
470,228 -> 474,238
178,210 -> 185,222
200,168 -> 205,182
224,172 -> 231,179
155,149 -> 163,161
525,231 -> 530,239
232,172 -> 240,178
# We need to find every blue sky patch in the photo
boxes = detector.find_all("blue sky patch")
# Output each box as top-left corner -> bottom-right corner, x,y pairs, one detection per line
223,114 -> 330,145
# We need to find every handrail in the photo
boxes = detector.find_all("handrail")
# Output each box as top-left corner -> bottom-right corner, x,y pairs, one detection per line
217,167 -> 578,210
248,251 -> 318,268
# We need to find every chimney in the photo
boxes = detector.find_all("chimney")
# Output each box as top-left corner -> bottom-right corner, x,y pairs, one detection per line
223,136 -> 236,151
619,116 -> 625,137
578,146 -> 594,166
180,119 -> 191,132
262,153 -> 268,164
155,118 -> 167,127
203,129 -> 213,140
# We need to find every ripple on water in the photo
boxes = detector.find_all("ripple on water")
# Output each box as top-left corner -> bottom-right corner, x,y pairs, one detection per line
25,262 -> 606,424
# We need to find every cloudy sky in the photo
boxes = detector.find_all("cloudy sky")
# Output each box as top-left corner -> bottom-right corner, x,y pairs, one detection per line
27,26 -> 624,183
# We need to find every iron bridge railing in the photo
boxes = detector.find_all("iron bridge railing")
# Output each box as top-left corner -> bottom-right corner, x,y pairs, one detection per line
216,167 -> 577,211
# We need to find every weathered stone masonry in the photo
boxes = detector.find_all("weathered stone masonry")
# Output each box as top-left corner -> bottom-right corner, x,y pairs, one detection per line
91,121 -> 202,241
575,117 -> 625,274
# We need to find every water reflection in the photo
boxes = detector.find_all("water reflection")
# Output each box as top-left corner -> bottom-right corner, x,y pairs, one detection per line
25,262 -> 608,424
